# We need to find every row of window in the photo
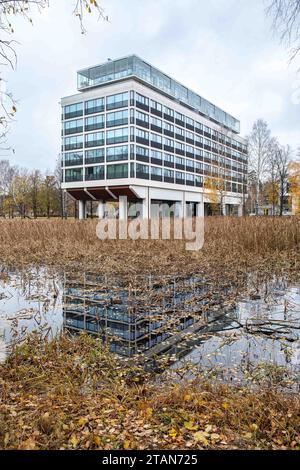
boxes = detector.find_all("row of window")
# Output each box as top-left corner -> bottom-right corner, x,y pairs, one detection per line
63,146 -> 246,182
62,145 -> 247,178
63,110 -> 128,134
63,163 -> 245,193
64,128 -> 129,150
62,91 -> 247,154
63,127 -> 247,168
63,93 -> 129,119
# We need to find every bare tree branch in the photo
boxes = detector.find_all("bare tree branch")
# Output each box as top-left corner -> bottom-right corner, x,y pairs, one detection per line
267,0 -> 300,61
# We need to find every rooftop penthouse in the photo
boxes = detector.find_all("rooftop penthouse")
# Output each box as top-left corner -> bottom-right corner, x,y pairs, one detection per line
77,55 -> 240,134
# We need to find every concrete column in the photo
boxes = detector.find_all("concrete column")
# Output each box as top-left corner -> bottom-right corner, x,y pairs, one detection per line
142,194 -> 149,219
78,200 -> 86,220
221,202 -> 226,216
119,196 -> 128,220
97,200 -> 105,219
196,202 -> 204,218
238,204 -> 243,217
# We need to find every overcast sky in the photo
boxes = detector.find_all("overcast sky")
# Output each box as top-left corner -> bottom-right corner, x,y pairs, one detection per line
1,0 -> 299,171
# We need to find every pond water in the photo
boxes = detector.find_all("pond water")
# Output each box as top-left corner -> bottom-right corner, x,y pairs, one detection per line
0,267 -> 299,387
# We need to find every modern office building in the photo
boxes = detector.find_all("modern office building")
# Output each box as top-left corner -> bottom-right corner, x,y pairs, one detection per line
61,55 -> 248,219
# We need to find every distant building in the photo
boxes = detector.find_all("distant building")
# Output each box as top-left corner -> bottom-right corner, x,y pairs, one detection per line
61,55 -> 248,219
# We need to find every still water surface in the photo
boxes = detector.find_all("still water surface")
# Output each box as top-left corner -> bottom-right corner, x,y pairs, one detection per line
0,267 -> 299,386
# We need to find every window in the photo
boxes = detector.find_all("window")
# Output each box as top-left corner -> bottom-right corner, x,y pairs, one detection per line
64,135 -> 83,151
195,175 -> 203,187
176,171 -> 185,184
164,153 -> 174,166
64,119 -> 83,135
151,166 -> 162,181
175,156 -> 185,167
136,93 -> 149,108
175,112 -> 185,125
163,137 -> 174,149
163,122 -> 174,133
151,133 -> 162,144
175,141 -> 185,154
151,150 -> 163,164
106,92 -> 128,110
186,145 -> 194,157
85,165 -> 104,181
135,128 -> 149,144
186,159 -> 194,171
163,106 -> 174,120
85,149 -> 104,165
195,161 -> 203,173
150,117 -> 162,128
85,132 -> 104,148
186,117 -> 194,129
106,110 -> 128,127
186,173 -> 195,186
195,134 -> 203,146
136,146 -> 149,162
186,131 -> 194,142
85,115 -> 104,132
85,98 -> 104,115
64,151 -> 83,166
136,163 -> 150,179
106,145 -> 128,162
106,163 -> 128,179
164,168 -> 174,182
65,168 -> 83,182
136,111 -> 149,125
106,128 -> 128,145
150,99 -> 162,113
64,103 -> 83,119
195,148 -> 203,159
175,127 -> 185,141
195,121 -> 203,133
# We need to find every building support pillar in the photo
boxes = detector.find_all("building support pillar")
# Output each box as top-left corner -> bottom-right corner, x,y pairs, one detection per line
196,202 -> 204,218
97,200 -> 105,219
78,200 -> 86,220
119,196 -> 128,220
142,190 -> 149,219
221,202 -> 226,216
238,204 -> 243,217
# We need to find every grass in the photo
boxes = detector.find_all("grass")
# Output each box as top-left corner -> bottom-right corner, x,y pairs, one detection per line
0,334 -> 299,450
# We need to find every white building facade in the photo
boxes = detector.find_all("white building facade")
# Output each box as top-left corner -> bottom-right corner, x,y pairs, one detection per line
61,55 -> 248,219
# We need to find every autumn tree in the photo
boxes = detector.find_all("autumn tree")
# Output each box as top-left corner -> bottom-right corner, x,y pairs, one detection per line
29,169 -> 42,218
263,180 -> 280,214
204,175 -> 227,215
288,160 -> 300,214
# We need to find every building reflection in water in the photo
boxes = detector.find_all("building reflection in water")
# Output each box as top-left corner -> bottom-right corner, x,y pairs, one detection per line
62,273 -> 214,357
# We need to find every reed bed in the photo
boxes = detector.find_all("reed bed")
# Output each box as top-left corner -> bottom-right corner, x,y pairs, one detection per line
0,217 -> 300,277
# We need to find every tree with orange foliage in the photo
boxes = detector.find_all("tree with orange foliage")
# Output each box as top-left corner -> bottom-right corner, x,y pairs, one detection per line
204,174 -> 227,216
288,161 -> 300,215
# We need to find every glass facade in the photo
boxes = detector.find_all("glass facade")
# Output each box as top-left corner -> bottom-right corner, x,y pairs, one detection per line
61,88 -> 247,190
77,55 -> 240,133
